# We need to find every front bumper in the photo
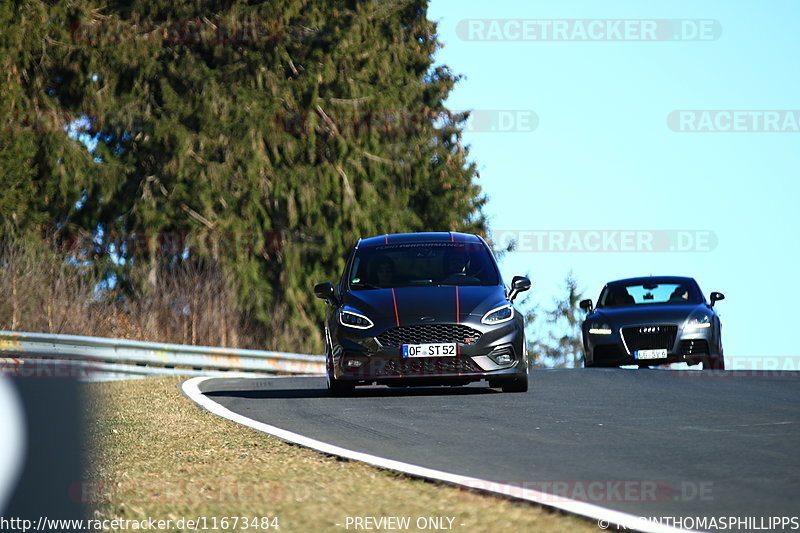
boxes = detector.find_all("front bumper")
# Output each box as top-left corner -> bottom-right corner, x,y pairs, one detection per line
585,323 -> 721,367
329,319 -> 527,385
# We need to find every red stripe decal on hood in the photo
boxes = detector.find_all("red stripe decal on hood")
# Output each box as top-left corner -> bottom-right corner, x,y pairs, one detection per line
455,285 -> 461,356
455,286 -> 460,324
391,288 -> 400,327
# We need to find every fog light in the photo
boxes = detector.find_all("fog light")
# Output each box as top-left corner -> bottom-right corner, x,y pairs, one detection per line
345,359 -> 364,368
495,354 -> 512,365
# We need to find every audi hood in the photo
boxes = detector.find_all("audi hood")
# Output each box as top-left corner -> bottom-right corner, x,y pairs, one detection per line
590,303 -> 711,325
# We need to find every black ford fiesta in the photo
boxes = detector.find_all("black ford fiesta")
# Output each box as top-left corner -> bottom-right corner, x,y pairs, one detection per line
580,276 -> 725,370
314,232 -> 531,394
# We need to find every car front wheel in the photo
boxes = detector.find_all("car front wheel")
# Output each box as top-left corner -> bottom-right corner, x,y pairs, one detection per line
702,356 -> 725,370
326,351 -> 355,396
328,377 -> 355,396
498,376 -> 529,393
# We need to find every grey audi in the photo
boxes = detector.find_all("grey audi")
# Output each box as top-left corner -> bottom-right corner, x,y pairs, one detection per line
580,276 -> 725,370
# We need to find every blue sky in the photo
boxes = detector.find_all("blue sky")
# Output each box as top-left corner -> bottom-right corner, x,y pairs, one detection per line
429,0 -> 800,368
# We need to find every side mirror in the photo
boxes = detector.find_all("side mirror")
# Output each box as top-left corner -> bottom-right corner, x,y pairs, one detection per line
508,276 -> 531,302
579,299 -> 593,313
314,282 -> 338,305
710,292 -> 725,307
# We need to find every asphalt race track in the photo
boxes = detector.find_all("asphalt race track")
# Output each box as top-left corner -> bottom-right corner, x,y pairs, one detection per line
195,369 -> 800,529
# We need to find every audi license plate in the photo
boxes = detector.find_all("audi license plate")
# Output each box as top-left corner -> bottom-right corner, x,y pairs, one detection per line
635,349 -> 668,360
402,343 -> 457,358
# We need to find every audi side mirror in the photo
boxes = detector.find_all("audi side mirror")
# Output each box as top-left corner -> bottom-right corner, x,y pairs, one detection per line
579,299 -> 593,312
710,292 -> 725,307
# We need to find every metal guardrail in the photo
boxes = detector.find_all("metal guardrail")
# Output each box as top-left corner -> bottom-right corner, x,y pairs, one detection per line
0,330 -> 324,378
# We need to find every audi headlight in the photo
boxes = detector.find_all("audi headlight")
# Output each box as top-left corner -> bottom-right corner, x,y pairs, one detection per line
589,323 -> 612,335
339,310 -> 374,329
685,313 -> 711,330
481,304 -> 514,325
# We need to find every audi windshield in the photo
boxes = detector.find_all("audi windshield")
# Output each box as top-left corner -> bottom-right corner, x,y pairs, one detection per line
598,280 -> 704,308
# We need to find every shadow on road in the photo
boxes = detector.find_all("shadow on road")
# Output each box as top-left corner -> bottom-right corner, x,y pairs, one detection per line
203,384 -> 498,400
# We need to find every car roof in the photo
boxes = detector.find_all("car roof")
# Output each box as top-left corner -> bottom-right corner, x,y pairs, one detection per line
357,232 -> 483,248
605,275 -> 698,287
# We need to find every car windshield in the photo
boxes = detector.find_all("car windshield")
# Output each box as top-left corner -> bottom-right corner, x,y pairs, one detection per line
598,281 -> 703,308
348,242 -> 499,289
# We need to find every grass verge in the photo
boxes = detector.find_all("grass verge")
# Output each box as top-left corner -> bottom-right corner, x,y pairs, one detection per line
84,377 -> 597,532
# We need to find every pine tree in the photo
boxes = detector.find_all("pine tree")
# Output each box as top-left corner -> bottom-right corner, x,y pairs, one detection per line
527,272 -> 585,368
3,0 -> 487,351
0,1 -> 101,238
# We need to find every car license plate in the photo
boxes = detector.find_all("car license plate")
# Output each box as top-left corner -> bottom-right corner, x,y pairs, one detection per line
635,349 -> 668,360
402,343 -> 457,358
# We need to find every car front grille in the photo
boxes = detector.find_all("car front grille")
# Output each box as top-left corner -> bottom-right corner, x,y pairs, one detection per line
375,357 -> 482,376
680,339 -> 710,356
376,324 -> 482,346
621,325 -> 678,353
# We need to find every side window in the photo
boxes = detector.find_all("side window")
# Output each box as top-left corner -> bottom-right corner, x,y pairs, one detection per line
597,289 -> 607,308
338,249 -> 356,298
351,257 -> 362,282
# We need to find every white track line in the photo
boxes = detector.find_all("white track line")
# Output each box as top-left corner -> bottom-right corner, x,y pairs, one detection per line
182,376 -> 695,533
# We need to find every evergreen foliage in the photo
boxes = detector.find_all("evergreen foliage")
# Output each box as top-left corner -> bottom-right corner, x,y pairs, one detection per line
527,272 -> 586,368
0,0 -> 486,351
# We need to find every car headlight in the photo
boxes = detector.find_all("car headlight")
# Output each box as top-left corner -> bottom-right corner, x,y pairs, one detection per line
481,304 -> 514,325
589,323 -> 613,335
339,310 -> 374,329
685,313 -> 711,330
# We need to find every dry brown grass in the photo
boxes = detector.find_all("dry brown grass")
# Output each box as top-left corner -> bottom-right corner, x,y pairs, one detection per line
83,377 -> 597,533
0,231 -> 285,350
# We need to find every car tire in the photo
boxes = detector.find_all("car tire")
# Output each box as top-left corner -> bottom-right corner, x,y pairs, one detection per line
702,356 -> 725,370
500,376 -> 529,393
326,350 -> 355,396
328,378 -> 355,396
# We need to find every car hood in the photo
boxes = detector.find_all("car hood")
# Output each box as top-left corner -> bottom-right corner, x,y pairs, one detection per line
592,303 -> 709,325
343,285 -> 506,326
